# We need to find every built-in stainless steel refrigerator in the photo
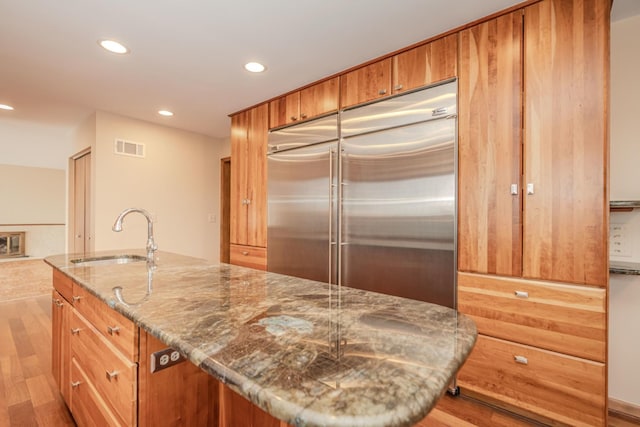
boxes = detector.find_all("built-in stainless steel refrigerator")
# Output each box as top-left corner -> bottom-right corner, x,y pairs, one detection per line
267,80 -> 457,308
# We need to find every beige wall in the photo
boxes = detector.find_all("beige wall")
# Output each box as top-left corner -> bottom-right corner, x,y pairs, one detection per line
609,14 -> 640,407
0,164 -> 65,224
91,111 -> 227,261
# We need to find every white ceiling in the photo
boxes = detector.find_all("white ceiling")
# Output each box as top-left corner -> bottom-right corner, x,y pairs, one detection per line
0,0 -> 638,140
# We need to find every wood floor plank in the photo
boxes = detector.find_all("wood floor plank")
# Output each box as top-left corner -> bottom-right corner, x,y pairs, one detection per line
26,374 -> 56,408
8,400 -> 37,427
33,399 -> 74,427
9,318 -> 36,359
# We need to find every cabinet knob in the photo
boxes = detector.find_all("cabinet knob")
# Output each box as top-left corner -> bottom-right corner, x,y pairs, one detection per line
290,116 -> 298,121
72,295 -> 82,302
394,84 -> 403,91
300,113 -> 307,119
105,370 -> 119,381
107,325 -> 120,335
242,251 -> 249,256
514,355 -> 529,365
71,381 -> 82,388
378,89 -> 387,95
53,298 -> 63,307
71,328 -> 81,335
514,290 -> 529,299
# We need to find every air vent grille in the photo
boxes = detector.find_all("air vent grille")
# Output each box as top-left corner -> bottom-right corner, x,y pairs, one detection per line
114,139 -> 145,158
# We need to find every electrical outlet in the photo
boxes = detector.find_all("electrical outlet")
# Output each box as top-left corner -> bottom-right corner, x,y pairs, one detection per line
150,347 -> 186,373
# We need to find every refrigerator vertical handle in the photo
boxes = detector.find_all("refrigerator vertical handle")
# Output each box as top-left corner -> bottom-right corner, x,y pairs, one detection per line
329,148 -> 335,286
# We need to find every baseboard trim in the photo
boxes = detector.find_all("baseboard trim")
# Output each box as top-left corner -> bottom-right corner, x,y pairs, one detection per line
609,397 -> 640,423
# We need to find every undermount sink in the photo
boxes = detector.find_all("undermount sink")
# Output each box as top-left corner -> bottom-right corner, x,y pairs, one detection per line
70,254 -> 147,267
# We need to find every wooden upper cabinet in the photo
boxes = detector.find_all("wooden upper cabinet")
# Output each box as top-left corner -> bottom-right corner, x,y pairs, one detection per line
523,0 -> 609,286
392,34 -> 458,94
340,58 -> 392,108
458,11 -> 523,277
230,104 -> 269,248
269,92 -> 300,128
299,78 -> 339,120
269,78 -> 338,128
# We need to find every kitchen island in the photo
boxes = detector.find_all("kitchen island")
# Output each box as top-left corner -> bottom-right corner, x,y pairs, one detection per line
45,250 -> 477,427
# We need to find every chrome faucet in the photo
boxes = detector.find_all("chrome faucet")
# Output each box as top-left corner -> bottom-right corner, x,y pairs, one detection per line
112,208 -> 158,264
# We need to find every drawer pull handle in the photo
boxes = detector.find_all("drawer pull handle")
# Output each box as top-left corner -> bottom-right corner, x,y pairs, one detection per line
53,298 -> 63,307
106,370 -> 119,381
107,325 -> 120,335
71,328 -> 81,335
72,295 -> 82,302
242,251 -> 249,256
514,355 -> 529,365
378,89 -> 387,95
71,381 -> 82,388
514,291 -> 529,299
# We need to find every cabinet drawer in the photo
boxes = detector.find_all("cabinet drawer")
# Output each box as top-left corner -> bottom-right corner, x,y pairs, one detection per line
457,272 -> 606,361
53,268 -> 74,302
72,283 -> 138,360
230,244 -> 267,270
457,335 -> 606,427
70,358 -> 125,427
71,310 -> 137,426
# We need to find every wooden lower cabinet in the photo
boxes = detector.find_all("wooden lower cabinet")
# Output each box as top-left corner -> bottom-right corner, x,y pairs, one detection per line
219,383 -> 285,427
138,331 -> 218,426
230,244 -> 267,270
456,272 -> 607,426
457,335 -> 606,427
53,269 -> 286,426
71,358 -> 125,427
51,289 -> 71,407
70,309 -> 137,426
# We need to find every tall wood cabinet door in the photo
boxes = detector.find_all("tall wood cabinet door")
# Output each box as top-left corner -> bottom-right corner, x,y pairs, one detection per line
246,104 -> 269,248
230,111 -> 250,245
392,34 -> 458,94
458,12 -> 523,276
340,58 -> 392,108
299,77 -> 339,119
269,92 -> 300,128
523,0 -> 609,286
51,290 -> 71,406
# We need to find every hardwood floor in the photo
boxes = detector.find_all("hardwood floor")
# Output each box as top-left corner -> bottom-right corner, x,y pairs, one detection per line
0,295 -> 75,426
0,293 -> 638,427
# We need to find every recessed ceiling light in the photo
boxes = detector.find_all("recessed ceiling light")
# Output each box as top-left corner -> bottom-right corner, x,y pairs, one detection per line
158,110 -> 174,117
244,62 -> 266,73
0,104 -> 14,111
98,39 -> 130,54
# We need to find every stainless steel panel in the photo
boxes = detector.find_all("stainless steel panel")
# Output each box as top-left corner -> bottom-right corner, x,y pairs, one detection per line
341,118 -> 456,307
267,141 -> 338,284
268,114 -> 338,153
341,80 -> 457,138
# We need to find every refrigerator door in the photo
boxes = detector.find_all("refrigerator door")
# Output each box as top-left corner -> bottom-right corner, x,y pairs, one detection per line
268,114 -> 338,154
267,141 -> 339,284
341,80 -> 456,138
341,117 -> 456,307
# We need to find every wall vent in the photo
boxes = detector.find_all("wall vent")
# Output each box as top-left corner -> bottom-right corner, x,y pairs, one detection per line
114,139 -> 145,158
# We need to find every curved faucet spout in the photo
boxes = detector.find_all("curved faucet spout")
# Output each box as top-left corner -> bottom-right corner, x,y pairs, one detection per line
112,208 -> 158,263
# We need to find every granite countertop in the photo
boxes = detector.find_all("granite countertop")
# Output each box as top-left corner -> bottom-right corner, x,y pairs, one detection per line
45,250 -> 477,427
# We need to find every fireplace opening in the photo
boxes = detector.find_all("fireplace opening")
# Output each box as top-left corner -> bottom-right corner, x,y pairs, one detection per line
0,232 -> 25,258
